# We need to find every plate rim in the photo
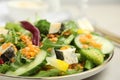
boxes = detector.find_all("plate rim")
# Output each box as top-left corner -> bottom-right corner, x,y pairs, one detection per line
0,50 -> 114,79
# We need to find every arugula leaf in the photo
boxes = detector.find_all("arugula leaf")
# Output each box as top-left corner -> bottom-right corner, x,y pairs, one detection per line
58,34 -> 75,45
85,60 -> 95,70
4,30 -> 19,44
5,22 -> 24,32
41,38 -> 64,50
10,51 -> 33,71
0,63 -> 10,73
4,30 -> 26,49
33,69 -> 61,77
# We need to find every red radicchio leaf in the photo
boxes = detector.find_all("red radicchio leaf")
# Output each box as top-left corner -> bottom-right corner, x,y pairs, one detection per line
0,58 -> 4,64
20,21 -> 40,46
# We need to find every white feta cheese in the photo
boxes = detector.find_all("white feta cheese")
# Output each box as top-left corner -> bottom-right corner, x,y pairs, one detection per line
77,18 -> 94,32
49,23 -> 61,33
58,48 -> 78,64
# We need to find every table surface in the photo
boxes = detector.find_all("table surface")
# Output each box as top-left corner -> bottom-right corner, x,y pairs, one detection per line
0,2 -> 120,80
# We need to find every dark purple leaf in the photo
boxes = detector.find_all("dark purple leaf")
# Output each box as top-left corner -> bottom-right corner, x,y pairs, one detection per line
20,21 -> 40,46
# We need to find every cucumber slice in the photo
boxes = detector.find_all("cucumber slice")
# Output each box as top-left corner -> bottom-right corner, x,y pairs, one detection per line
74,34 -> 114,54
6,50 -> 47,76
80,48 -> 104,65
92,35 -> 114,54
74,35 -> 83,48
64,34 -> 75,45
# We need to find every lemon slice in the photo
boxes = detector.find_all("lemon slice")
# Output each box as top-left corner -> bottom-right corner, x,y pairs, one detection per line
46,57 -> 69,71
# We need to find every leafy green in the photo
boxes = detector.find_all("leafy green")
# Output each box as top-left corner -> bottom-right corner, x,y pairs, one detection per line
41,38 -> 65,50
0,63 -> 10,73
10,52 -> 24,71
34,68 -> 83,77
14,52 -> 23,66
0,34 -> 5,45
4,30 -> 26,49
33,69 -> 61,77
35,20 -> 50,35
65,69 -> 80,75
5,22 -> 24,32
4,30 -> 19,43
64,20 -> 78,34
57,34 -> 75,45
10,51 -> 33,71
61,68 -> 83,76
85,60 -> 95,70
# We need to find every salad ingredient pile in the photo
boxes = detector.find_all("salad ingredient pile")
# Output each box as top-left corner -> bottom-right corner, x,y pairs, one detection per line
0,19 -> 114,77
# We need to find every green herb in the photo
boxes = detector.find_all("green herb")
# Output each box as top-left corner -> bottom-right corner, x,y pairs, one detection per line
65,69 -> 79,75
4,30 -> 19,44
4,30 -> 26,49
35,20 -> 50,35
0,63 -> 10,73
62,69 -> 82,76
10,51 -> 33,71
33,69 -> 61,77
85,60 -> 95,70
64,20 -> 78,34
41,38 -> 64,50
5,22 -> 24,32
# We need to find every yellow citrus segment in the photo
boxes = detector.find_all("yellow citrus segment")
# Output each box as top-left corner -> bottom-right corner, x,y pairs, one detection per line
46,57 -> 69,72
56,59 -> 69,71
77,29 -> 90,34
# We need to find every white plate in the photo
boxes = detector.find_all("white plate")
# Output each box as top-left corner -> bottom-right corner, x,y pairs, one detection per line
0,51 -> 114,80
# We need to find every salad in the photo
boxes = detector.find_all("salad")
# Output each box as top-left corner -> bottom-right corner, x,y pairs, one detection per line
0,19 -> 114,77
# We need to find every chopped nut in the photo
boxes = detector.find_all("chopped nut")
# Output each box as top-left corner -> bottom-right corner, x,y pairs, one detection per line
63,30 -> 71,36
69,63 -> 83,70
49,37 -> 58,42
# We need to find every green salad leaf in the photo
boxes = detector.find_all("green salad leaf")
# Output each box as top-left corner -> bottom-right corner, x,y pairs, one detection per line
64,20 -> 78,34
5,22 -> 24,32
35,20 -> 50,35
0,63 -> 11,73
41,38 -> 64,50
33,69 -> 61,77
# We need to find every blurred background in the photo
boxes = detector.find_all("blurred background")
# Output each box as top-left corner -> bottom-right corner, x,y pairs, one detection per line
0,0 -> 120,80
0,0 -> 119,35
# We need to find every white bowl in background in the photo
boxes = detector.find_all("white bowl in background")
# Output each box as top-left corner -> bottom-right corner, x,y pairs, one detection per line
7,0 -> 48,21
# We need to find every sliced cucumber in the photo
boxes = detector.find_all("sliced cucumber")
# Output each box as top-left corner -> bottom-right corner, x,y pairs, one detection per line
74,35 -> 83,48
6,50 -> 47,76
64,34 -> 75,45
92,35 -> 114,54
80,48 -> 104,65
74,34 -> 114,54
